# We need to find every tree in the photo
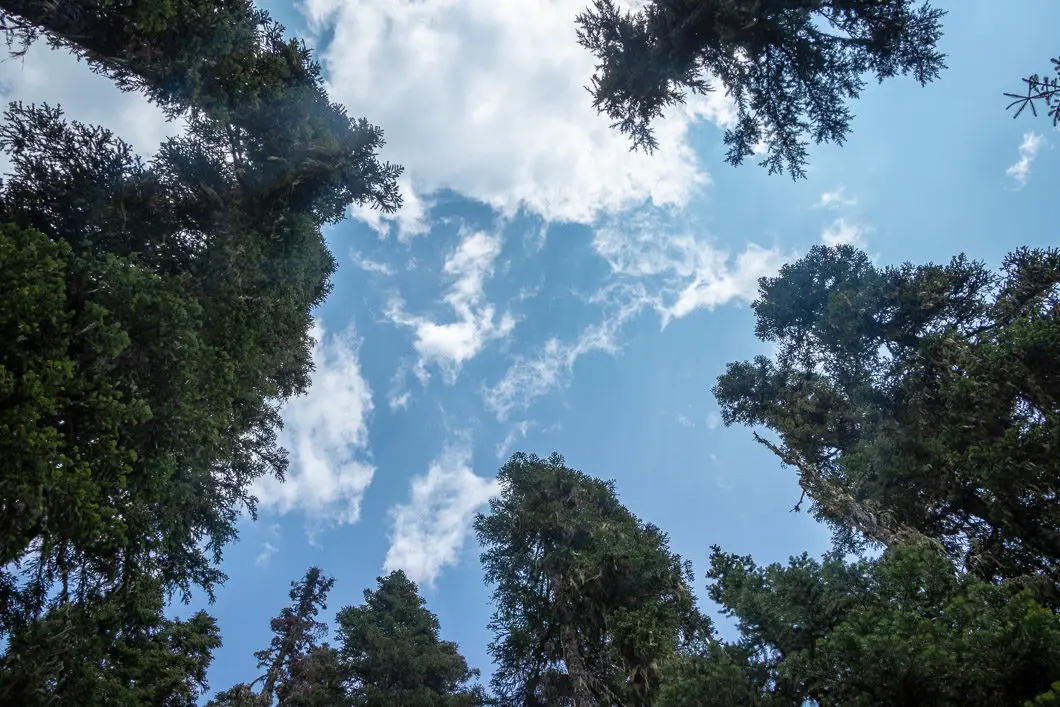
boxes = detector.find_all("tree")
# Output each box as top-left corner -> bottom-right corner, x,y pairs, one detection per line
0,0 -> 401,621
255,568 -> 337,706
713,245 -> 1060,592
335,570 -> 483,707
475,452 -> 709,706
0,102 -> 337,618
576,0 -> 946,178
695,541 -> 1060,706
0,0 -> 402,219
0,578 -> 221,706
1006,56 -> 1060,126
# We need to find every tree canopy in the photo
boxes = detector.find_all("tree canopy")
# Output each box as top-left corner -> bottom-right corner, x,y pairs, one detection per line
475,453 -> 709,706
336,570 -> 483,706
576,0 -> 946,178
714,244 -> 1060,593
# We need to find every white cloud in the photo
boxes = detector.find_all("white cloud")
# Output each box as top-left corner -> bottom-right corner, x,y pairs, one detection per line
706,411 -> 721,431
676,414 -> 695,428
387,229 -> 515,382
815,186 -> 856,210
255,542 -> 279,568
821,218 -> 869,249
384,443 -> 499,587
0,42 -> 178,162
591,211 -> 786,326
349,249 -> 394,275
300,0 -> 734,226
253,320 -> 375,526
1006,132 -> 1046,187
495,420 -> 535,459
484,211 -> 789,420
351,173 -> 431,240
659,243 -> 785,324
483,291 -> 645,420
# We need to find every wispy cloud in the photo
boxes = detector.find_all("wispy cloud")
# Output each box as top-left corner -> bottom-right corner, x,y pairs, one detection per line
495,420 -> 535,459
253,320 -> 375,527
387,229 -> 515,383
676,414 -> 695,428
255,542 -> 279,569
1006,132 -> 1046,188
815,186 -> 856,210
300,0 -> 737,226
349,249 -> 394,275
706,411 -> 721,431
384,442 -> 499,587
483,289 -> 645,420
592,213 -> 786,326
821,218 -> 870,249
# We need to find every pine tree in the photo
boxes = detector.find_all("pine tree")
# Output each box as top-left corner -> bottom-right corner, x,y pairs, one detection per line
683,542 -> 1060,706
475,453 -> 709,706
255,568 -> 337,705
1006,56 -> 1060,126
336,570 -> 483,706
576,0 -> 946,178
713,245 -> 1060,592
0,578 -> 221,706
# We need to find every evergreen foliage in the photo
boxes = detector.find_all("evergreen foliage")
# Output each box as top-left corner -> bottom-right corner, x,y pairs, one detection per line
576,0 -> 946,178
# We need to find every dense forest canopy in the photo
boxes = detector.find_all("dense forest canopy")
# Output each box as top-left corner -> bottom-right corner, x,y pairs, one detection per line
0,0 -> 1056,704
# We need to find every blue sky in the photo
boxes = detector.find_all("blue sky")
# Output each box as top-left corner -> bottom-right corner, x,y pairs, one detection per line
2,0 -> 1058,697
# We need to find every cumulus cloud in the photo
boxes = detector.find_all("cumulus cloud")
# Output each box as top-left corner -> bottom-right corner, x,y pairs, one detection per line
253,320 -> 375,526
384,443 -> 499,587
299,0 -> 735,226
387,229 -> 515,382
0,42 -> 177,161
815,186 -> 856,210
821,218 -> 869,249
1006,132 -> 1046,187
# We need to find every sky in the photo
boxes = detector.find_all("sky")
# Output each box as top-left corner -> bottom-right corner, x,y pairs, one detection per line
1,0 -> 1058,697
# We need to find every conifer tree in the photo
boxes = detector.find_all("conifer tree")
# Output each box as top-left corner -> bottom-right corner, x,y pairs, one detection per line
475,453 -> 709,706
576,0 -> 946,178
713,245 -> 1060,592
336,570 -> 483,706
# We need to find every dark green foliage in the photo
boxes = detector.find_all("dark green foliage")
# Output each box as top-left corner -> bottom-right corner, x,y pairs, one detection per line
336,570 -> 483,706
701,542 -> 1060,706
0,579 -> 221,706
576,0 -> 946,178
475,453 -> 708,706
0,0 -> 402,219
0,101 -> 336,617
255,568 -> 337,706
1006,57 -> 1060,126
713,245 -> 1060,590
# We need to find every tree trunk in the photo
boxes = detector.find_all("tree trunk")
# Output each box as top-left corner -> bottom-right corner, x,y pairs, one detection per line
552,571 -> 594,707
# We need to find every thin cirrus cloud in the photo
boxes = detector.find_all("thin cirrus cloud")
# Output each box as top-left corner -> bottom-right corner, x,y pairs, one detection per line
252,320 -> 376,527
299,0 -> 736,232
384,442 -> 500,587
386,229 -> 516,384
1006,132 -> 1046,188
484,214 -> 788,421
591,213 -> 787,326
